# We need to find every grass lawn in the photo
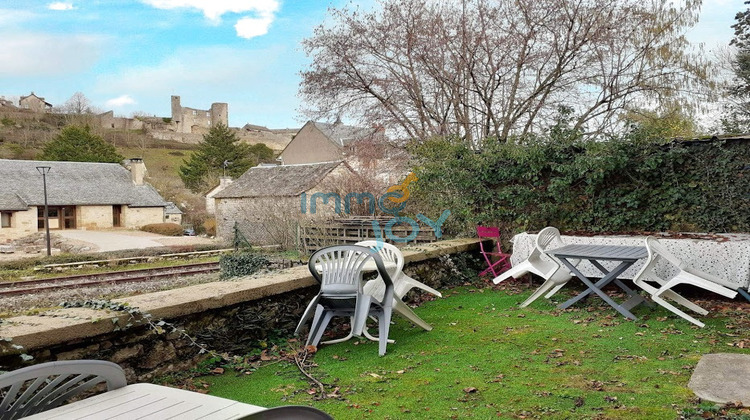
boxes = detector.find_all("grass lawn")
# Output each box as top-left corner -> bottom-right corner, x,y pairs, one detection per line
202,283 -> 750,419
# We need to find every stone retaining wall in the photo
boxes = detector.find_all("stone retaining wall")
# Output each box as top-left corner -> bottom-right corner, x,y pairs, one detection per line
0,239 -> 483,382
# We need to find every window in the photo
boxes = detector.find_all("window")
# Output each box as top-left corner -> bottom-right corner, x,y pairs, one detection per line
1,212 -> 11,228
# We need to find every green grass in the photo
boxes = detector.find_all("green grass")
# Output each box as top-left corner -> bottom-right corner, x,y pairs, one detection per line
202,285 -> 750,419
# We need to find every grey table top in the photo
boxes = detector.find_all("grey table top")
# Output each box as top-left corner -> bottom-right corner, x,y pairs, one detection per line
547,244 -> 648,261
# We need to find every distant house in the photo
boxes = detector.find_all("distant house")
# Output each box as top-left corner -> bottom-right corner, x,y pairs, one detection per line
205,176 -> 234,215
279,121 -> 383,165
0,158 -> 170,241
19,92 -> 52,113
164,202 -> 183,224
0,97 -> 16,109
214,161 -> 355,246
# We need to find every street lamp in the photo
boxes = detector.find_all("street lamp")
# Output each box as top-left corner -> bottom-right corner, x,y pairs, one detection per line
36,166 -> 51,256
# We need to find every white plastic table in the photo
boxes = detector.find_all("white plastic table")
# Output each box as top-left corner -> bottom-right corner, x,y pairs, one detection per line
23,383 -> 265,419
547,244 -> 652,320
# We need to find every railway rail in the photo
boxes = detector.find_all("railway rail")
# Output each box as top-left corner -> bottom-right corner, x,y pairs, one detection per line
0,262 -> 222,297
0,258 -> 306,297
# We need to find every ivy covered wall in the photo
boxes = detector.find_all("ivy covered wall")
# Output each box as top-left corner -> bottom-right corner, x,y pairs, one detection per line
409,137 -> 749,236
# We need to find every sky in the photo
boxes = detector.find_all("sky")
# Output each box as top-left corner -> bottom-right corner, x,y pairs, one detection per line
0,0 -> 746,130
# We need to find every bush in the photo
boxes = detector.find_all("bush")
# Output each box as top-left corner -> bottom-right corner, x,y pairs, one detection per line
220,252 -> 270,279
203,218 -> 216,236
410,136 -> 750,235
140,223 -> 184,236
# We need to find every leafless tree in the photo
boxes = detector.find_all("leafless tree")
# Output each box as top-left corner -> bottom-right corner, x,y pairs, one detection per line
57,92 -> 98,115
300,0 -> 711,146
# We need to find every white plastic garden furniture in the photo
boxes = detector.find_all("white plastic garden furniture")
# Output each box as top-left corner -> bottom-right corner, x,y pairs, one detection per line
632,236 -> 738,327
0,360 -> 266,419
357,240 -> 440,332
518,227 -> 580,307
296,245 -> 394,355
492,227 -> 576,304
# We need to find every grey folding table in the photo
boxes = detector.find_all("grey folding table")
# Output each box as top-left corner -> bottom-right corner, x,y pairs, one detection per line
546,244 -> 651,320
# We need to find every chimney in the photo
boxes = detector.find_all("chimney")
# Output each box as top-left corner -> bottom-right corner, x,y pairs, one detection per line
219,176 -> 233,189
129,158 -> 146,185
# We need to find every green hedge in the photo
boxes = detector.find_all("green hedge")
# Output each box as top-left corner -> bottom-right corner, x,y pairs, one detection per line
409,137 -> 749,235
140,223 -> 184,236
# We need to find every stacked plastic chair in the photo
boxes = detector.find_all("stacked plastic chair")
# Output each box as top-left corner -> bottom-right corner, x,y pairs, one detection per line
296,245 -> 394,355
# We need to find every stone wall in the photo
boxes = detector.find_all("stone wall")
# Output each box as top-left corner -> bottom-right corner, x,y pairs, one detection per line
122,206 -> 164,229
0,239 -> 483,383
0,207 -> 37,241
78,205 -> 114,229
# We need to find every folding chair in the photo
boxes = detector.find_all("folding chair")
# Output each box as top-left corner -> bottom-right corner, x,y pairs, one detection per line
476,226 -> 512,278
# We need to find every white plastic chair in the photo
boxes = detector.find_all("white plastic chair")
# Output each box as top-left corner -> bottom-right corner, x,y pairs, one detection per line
296,245 -> 394,355
357,240 -> 440,332
0,360 -> 127,419
493,227 -> 563,285
493,227 -> 576,304
632,237 -> 738,327
519,227 -> 578,307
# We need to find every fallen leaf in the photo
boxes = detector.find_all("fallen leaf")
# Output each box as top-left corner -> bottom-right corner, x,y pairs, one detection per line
463,387 -> 478,393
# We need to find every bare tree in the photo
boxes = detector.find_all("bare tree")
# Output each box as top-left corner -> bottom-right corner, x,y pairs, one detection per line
57,92 -> 97,115
300,0 -> 711,146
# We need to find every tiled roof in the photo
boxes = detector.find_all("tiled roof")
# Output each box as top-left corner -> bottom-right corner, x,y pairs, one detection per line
312,122 -> 380,147
0,159 -> 168,210
214,161 -> 346,198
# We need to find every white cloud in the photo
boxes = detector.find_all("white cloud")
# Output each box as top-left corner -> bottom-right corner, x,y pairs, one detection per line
48,2 -> 74,10
140,0 -> 279,38
105,95 -> 136,108
234,15 -> 274,39
140,0 -> 279,21
0,32 -> 103,77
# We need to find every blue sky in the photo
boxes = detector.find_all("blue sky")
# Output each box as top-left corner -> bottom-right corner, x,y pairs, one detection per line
0,0 -> 745,129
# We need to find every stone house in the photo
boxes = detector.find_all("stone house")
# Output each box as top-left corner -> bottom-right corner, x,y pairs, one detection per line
18,92 -> 52,113
279,121 -> 383,165
214,161 -> 355,247
205,176 -> 234,215
164,202 -> 183,224
0,158 -> 171,241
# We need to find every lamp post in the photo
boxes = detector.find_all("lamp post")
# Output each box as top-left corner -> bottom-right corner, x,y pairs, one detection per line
36,166 -> 51,256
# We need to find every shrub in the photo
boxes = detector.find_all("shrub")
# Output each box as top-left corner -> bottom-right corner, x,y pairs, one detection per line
410,136 -> 750,235
140,223 -> 184,236
203,218 -> 217,237
219,252 -> 270,279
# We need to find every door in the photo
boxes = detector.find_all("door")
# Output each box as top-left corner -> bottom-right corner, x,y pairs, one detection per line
113,205 -> 122,227
62,206 -> 76,229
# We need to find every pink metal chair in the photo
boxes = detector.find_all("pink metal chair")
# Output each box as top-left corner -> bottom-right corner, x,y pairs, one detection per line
477,226 -> 512,278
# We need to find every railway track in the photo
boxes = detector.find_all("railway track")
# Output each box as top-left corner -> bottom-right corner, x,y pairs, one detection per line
0,258 -> 307,297
0,262 -> 221,297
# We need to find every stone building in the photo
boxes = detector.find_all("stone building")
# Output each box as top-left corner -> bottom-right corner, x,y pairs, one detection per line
0,158 -> 171,241
171,95 -> 228,134
205,176 -> 234,215
279,121 -> 383,165
18,92 -> 52,113
214,161 -> 355,247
